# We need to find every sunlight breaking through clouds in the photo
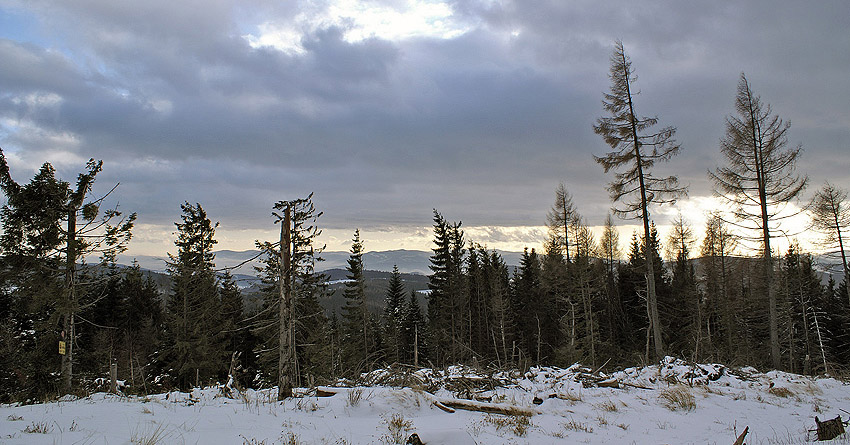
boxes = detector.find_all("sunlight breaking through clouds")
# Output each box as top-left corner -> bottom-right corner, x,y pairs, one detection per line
244,0 -> 470,54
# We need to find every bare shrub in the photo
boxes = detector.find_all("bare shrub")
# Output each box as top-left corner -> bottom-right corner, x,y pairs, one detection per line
381,413 -> 414,444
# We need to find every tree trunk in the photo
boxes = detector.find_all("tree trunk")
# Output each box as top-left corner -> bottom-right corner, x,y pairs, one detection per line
278,206 -> 293,400
835,219 -> 850,307
621,50 -> 663,360
61,208 -> 77,395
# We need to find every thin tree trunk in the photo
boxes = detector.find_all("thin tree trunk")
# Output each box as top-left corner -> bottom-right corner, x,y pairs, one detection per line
278,206 -> 293,400
62,207 -> 76,394
745,85 -> 780,370
813,311 -> 828,374
536,315 -> 541,365
834,217 -> 850,306
621,50 -> 663,360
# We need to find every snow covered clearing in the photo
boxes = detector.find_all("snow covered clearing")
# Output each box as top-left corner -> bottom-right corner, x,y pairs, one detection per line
3,358 -> 850,444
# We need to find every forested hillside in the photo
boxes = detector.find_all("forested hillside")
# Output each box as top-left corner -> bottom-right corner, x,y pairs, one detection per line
0,41 -> 848,403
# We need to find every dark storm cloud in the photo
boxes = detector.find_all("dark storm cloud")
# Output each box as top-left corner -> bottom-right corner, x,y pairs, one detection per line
0,0 -> 847,247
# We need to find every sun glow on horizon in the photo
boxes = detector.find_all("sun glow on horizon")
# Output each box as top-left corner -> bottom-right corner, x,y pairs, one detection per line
120,194 -> 827,265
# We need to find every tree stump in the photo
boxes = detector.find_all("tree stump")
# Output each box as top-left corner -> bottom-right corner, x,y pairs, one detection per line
815,415 -> 845,441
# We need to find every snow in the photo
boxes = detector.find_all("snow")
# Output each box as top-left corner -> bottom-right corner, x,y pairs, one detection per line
3,358 -> 850,444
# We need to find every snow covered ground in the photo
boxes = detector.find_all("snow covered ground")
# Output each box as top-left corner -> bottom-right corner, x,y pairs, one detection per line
3,358 -> 850,444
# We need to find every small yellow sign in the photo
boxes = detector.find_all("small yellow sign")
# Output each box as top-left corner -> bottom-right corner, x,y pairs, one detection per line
59,341 -> 66,355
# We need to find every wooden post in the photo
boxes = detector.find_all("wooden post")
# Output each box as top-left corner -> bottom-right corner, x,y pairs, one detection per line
414,322 -> 419,368
110,360 -> 118,393
278,205 -> 293,400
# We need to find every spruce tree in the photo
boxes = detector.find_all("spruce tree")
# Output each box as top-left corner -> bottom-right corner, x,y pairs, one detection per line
781,245 -> 829,374
571,219 -> 600,367
253,194 -> 328,396
341,229 -> 371,374
0,150 -> 135,395
382,265 -> 406,364
164,202 -> 223,389
427,210 -> 466,366
512,248 -> 544,365
402,291 -> 427,366
485,250 -> 514,368
119,262 -> 164,391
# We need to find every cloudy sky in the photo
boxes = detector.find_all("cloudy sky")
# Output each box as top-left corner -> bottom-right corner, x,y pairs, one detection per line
0,0 -> 847,259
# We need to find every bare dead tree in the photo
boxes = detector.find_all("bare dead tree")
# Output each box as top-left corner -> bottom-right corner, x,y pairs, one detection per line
546,183 -> 579,264
809,182 -> 850,305
593,41 -> 687,360
709,73 -> 808,370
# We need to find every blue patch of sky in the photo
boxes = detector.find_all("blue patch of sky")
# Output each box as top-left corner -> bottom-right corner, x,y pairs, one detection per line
0,6 -> 47,46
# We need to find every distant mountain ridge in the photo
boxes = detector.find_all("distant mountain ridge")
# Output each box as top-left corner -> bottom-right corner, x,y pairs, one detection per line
119,248 -> 526,276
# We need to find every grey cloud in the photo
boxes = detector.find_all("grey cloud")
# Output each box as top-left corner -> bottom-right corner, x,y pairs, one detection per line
0,0 -> 847,244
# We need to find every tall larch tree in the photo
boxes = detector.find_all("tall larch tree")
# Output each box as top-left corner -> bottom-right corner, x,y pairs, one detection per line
809,182 -> 850,305
709,73 -> 808,369
700,212 -> 738,360
666,214 -> 701,359
593,41 -> 687,360
546,183 -> 579,264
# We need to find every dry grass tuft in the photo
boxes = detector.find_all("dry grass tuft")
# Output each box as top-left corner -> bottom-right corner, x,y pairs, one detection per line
563,418 -> 593,434
768,386 -> 794,398
482,414 -> 532,437
23,421 -> 52,434
281,432 -> 300,445
659,385 -> 696,411
347,388 -> 365,407
560,391 -> 582,403
130,422 -> 170,444
595,399 -> 619,412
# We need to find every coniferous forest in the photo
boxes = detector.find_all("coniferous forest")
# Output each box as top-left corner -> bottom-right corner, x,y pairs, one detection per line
0,42 -> 848,403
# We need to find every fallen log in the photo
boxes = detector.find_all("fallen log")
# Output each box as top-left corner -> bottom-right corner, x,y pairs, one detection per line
597,379 -> 620,388
621,381 -> 653,390
436,398 -> 538,417
315,386 -> 348,397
